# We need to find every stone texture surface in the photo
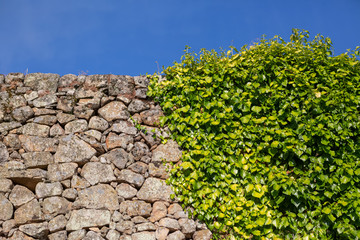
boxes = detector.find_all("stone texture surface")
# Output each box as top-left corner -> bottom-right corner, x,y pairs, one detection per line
66,209 -> 111,231
35,182 -> 63,198
116,183 -> 137,199
21,152 -> 54,169
81,162 -> 116,185
0,73 -> 211,239
74,184 -> 119,210
18,222 -> 49,239
9,185 -> 35,207
192,230 -> 212,240
98,101 -> 129,121
47,163 -> 78,182
54,135 -> 96,163
137,177 -> 173,202
42,196 -> 72,215
14,199 -> 42,225
152,140 -> 182,163
0,193 -> 13,220
119,200 -> 152,217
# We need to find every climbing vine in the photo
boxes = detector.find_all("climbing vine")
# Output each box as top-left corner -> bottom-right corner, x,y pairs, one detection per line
148,29 -> 360,239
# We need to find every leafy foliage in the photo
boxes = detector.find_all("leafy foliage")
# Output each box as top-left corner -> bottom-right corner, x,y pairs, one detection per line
148,29 -> 360,239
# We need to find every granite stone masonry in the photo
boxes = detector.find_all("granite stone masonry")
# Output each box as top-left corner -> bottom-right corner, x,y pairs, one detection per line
0,73 -> 212,240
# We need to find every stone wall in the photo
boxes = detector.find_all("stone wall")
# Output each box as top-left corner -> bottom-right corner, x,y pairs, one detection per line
0,73 -> 212,240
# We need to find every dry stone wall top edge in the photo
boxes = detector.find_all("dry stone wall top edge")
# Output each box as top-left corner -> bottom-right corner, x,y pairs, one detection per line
0,73 -> 212,240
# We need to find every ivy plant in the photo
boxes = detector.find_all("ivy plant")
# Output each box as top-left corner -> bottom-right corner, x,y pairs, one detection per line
148,29 -> 360,239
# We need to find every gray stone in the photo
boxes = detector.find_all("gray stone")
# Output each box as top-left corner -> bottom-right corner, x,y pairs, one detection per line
33,108 -> 57,116
14,199 -> 42,225
66,209 -> 111,231
24,73 -> 59,92
112,121 -> 137,135
84,231 -> 105,240
106,133 -> 134,150
74,103 -> 94,119
148,163 -> 169,179
131,142 -> 150,161
88,116 -> 109,131
42,196 -> 72,215
71,175 -> 91,189
24,91 -> 38,102
108,75 -> 135,96
19,135 -> 58,152
21,123 -> 49,137
9,230 -> 36,240
78,95 -> 102,109
159,218 -> 180,232
128,99 -> 150,113
168,203 -> 183,215
54,135 -> 96,163
57,96 -> 74,112
104,148 -> 133,170
48,231 -> 67,240
106,229 -> 120,240
62,188 -> 77,200
152,140 -> 181,163
12,106 -> 34,122
35,182 -> 63,198
0,122 -> 22,133
33,94 -> 58,107
135,88 -> 148,99
21,152 -> 54,168
0,179 -> 13,192
33,115 -> 57,125
167,231 -> 185,240
178,218 -> 196,236
56,112 -> 76,124
116,183 -> 137,199
2,219 -> 16,234
47,163 -> 78,182
136,222 -> 156,231
9,95 -> 26,108
0,142 -> 9,163
128,162 -> 148,174
74,184 -> 119,210
9,185 -> 35,208
156,227 -> 169,240
68,229 -> 86,240
134,76 -> 149,88
58,74 -> 80,91
137,177 -> 173,202
3,134 -> 21,150
116,169 -> 144,188
0,193 -> 13,221
84,129 -> 102,141
81,162 -> 116,185
48,214 -> 67,232
116,220 -> 134,234
119,200 -> 152,217
149,201 -> 167,222
98,101 -> 129,121
132,231 -> 156,240
49,124 -> 65,136
18,222 -> 49,239
140,109 -> 163,126
65,119 -> 88,134
193,230 -> 212,240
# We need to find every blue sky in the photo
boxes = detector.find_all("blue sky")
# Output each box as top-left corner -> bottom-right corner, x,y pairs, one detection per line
0,0 -> 359,76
